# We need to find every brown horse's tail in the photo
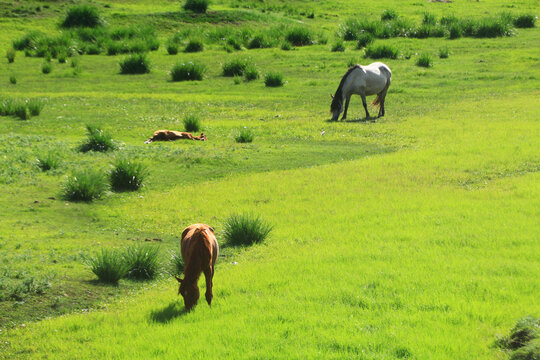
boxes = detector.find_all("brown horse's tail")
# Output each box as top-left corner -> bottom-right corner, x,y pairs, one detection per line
371,95 -> 382,108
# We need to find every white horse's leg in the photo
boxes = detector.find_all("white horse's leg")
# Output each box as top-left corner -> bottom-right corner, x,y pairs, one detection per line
342,94 -> 351,121
360,93 -> 370,118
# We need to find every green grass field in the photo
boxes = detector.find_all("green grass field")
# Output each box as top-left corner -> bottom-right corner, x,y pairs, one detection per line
0,0 -> 539,358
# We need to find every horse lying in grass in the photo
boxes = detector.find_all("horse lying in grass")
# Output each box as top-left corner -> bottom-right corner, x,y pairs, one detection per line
330,62 -> 392,121
145,130 -> 206,143
175,224 -> 219,311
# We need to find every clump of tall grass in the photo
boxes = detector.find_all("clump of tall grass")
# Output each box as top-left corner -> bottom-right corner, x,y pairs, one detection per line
264,72 -> 284,87
36,152 -> 61,171
248,34 -> 273,49
497,316 -> 540,360
475,17 -> 513,37
0,98 -> 31,120
331,40 -> 345,52
285,27 -> 313,46
167,251 -> 184,276
41,61 -> 52,74
513,14 -> 536,28
110,159 -> 148,192
227,37 -> 243,50
364,44 -> 399,59
280,41 -> 292,51
57,52 -> 67,63
170,61 -> 206,81
6,49 -> 15,63
119,53 -> 151,74
27,98 -> 45,116
223,213 -> 272,246
183,114 -> 201,132
416,53 -> 432,68
124,243 -> 161,280
184,0 -> 209,13
356,33 -> 374,48
448,23 -> 463,39
63,169 -> 108,202
439,47 -> 449,59
222,57 -> 250,76
9,76 -> 17,85
235,128 -> 254,143
79,125 -> 117,152
61,4 -> 103,28
422,12 -> 437,25
184,39 -> 204,53
12,31 -> 42,51
381,9 -> 398,21
244,64 -> 259,81
166,42 -> 179,55
85,248 -> 128,284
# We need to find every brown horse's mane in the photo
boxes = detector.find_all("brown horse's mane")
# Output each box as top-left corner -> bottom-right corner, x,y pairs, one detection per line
330,65 -> 361,113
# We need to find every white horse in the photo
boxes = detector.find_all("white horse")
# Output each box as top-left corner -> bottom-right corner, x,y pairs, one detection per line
330,62 -> 392,121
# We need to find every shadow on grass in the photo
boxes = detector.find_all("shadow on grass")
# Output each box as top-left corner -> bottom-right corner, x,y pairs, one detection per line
149,301 -> 187,323
324,116 -> 378,123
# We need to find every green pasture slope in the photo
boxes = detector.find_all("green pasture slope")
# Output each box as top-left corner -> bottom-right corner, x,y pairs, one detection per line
1,0 -> 539,358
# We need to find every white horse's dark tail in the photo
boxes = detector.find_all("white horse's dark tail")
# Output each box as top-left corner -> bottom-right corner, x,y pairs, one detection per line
371,94 -> 383,108
371,67 -> 392,108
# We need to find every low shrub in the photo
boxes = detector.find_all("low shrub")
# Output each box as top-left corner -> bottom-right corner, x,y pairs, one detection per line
6,49 -> 15,63
63,169 -> 108,202
331,40 -> 345,52
85,248 -> 128,284
513,14 -> 536,28
61,4 -> 103,28
264,72 -> 284,87
416,53 -> 432,68
285,27 -> 313,46
166,42 -> 179,55
223,213 -> 272,246
364,44 -> 399,59
183,114 -> 201,132
356,33 -> 374,48
119,53 -> 151,74
381,9 -> 398,21
170,61 -> 206,81
110,159 -> 148,192
244,64 -> 259,81
9,76 -> 17,85
235,128 -> 254,143
41,61 -> 52,74
36,152 -> 61,171
184,0 -> 209,13
124,243 -> 161,280
184,39 -> 204,53
222,58 -> 250,76
439,47 -> 449,59
79,125 -> 117,153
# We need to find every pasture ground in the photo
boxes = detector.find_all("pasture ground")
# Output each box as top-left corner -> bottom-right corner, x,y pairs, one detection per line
0,0 -> 539,358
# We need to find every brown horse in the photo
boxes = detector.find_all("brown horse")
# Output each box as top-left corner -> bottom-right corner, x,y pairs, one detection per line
175,224 -> 218,311
145,130 -> 207,143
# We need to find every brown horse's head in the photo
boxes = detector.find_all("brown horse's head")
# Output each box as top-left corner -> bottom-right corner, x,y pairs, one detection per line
175,275 -> 199,311
199,133 -> 207,141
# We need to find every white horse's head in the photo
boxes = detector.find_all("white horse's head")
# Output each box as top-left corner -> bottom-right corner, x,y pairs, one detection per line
330,94 -> 342,121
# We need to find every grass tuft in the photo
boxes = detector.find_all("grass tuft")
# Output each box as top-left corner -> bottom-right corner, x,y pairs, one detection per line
244,64 -> 259,81
331,40 -> 345,52
63,169 -> 108,202
166,42 -> 179,55
264,72 -> 284,87
235,127 -> 254,143
356,33 -> 374,48
381,9 -> 398,21
110,159 -> 148,192
170,61 -> 206,81
364,44 -> 399,59
184,39 -> 204,53
285,27 -> 313,46
280,41 -> 292,51
416,53 -> 432,68
183,114 -> 202,132
223,213 -> 272,246
119,53 -> 151,74
9,76 -> 17,85
499,316 -> 540,350
41,61 -> 52,74
27,98 -> 45,116
184,0 -> 209,13
167,251 -> 185,276
222,58 -> 250,77
79,125 -> 117,153
439,47 -> 449,59
85,249 -> 128,284
61,5 -> 103,28
513,14 -> 536,28
36,152 -> 60,172
6,48 -> 15,63
124,243 -> 161,280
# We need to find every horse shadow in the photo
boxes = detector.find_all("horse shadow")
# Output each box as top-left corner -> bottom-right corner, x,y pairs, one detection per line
324,116 -> 378,123
149,300 -> 187,323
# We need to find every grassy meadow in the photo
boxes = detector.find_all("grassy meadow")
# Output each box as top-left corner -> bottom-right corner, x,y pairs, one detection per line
0,0 -> 539,358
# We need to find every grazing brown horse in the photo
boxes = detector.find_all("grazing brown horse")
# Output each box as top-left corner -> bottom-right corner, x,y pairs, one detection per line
145,130 -> 207,143
175,224 -> 218,311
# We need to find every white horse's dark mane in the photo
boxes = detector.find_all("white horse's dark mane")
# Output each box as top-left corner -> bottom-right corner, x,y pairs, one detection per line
330,65 -> 361,113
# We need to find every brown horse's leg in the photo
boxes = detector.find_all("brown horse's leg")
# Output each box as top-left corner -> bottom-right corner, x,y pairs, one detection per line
341,95 -> 351,121
360,94 -> 370,119
204,267 -> 213,306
